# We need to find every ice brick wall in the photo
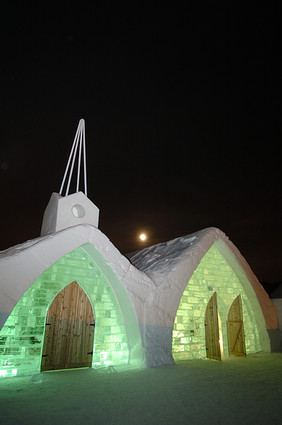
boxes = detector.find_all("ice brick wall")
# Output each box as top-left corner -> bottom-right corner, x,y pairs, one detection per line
0,246 -> 129,377
172,244 -> 261,360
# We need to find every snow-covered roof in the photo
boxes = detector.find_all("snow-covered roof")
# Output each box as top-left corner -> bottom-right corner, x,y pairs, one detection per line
0,224 -> 154,331
127,227 -> 277,329
127,228 -> 210,281
0,225 -> 277,331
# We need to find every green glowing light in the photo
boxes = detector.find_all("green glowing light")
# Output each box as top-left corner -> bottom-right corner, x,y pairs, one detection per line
172,244 -> 263,360
0,244 -> 143,377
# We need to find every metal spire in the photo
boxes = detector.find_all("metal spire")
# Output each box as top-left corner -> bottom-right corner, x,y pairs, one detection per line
59,119 -> 88,197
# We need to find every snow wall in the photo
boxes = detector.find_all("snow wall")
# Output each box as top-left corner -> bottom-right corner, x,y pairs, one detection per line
128,227 -> 278,364
0,225 -> 150,377
0,225 -> 279,377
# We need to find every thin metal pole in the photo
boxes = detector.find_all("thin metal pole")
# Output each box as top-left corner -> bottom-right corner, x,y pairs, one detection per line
65,124 -> 80,196
76,123 -> 83,192
59,122 -> 80,195
59,119 -> 87,196
82,120 -> 87,196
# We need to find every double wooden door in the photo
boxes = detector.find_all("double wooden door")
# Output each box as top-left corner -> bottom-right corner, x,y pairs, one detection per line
41,281 -> 95,371
227,295 -> 246,356
205,292 -> 221,361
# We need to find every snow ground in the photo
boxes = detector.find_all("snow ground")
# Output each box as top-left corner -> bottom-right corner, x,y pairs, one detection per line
0,353 -> 281,425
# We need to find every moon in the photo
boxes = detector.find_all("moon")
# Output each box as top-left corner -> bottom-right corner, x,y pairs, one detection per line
139,233 -> 147,241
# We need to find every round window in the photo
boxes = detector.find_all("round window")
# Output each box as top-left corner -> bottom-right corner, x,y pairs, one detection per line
72,204 -> 86,218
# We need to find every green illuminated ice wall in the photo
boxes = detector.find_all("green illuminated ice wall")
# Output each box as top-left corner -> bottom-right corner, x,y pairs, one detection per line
0,244 -> 142,377
172,244 -> 263,360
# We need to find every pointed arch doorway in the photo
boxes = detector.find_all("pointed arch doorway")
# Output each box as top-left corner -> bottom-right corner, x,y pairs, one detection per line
227,295 -> 246,356
205,292 -> 221,361
41,281 -> 95,371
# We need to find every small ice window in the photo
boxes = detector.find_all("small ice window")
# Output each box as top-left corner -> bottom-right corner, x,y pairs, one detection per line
72,204 -> 86,218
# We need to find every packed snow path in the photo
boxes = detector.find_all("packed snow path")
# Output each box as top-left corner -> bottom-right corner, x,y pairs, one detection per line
0,353 -> 281,425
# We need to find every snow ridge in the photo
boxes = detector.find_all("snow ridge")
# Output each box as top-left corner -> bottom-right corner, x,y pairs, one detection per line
127,233 -> 200,280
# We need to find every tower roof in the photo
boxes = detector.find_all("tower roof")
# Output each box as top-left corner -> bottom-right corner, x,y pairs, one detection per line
41,120 -> 99,235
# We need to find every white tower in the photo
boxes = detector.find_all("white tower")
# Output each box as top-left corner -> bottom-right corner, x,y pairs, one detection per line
41,119 -> 99,236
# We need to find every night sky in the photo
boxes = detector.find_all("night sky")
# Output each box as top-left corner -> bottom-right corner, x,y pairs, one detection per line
1,5 -> 281,285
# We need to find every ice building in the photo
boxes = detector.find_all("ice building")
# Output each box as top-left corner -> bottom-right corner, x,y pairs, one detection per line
270,284 -> 282,348
0,120 -> 279,378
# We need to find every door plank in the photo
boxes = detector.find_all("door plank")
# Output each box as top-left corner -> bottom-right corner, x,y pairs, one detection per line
41,281 -> 94,371
227,295 -> 246,356
205,292 -> 221,361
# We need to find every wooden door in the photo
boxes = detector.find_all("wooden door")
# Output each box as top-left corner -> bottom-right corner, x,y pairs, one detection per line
205,292 -> 221,360
41,281 -> 95,371
227,295 -> 246,356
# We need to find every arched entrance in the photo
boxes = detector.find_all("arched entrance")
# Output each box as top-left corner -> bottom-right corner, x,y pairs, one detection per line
0,244 -> 144,377
205,292 -> 221,360
41,281 -> 95,371
227,295 -> 246,356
